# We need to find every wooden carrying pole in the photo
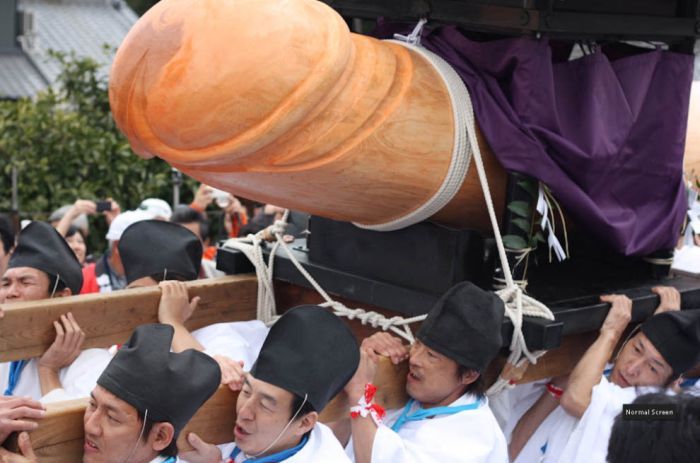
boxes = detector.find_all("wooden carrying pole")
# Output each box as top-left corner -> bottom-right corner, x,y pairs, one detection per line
0,273 -> 603,461
4,359 -> 409,460
0,273 -> 591,382
0,275 -> 258,362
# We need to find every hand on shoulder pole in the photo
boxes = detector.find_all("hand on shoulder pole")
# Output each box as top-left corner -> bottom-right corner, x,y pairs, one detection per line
0,431 -> 38,462
0,397 -> 45,444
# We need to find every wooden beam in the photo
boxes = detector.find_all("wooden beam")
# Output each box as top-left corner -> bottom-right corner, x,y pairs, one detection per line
275,281 -> 600,384
3,399 -> 85,463
518,332 -> 598,384
0,275 -> 258,362
3,358 -> 408,460
0,273 -> 602,383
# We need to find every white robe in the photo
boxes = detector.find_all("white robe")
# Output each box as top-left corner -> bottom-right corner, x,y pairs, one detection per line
0,321 -> 266,403
505,376 -> 639,463
347,394 -> 508,463
688,378 -> 700,396
216,422 -> 350,463
489,379 -> 548,434
191,320 -> 268,369
672,245 -> 700,275
0,348 -> 112,403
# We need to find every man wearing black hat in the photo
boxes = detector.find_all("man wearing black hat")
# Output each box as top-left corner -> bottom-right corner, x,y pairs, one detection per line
341,281 -> 508,463
180,306 -> 358,463
508,290 -> 700,463
0,222 -> 111,402
118,220 -> 268,369
0,323 -> 221,463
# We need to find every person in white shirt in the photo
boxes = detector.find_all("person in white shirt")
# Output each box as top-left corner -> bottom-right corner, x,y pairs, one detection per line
117,219 -> 268,373
0,324 -> 221,463
0,221 -> 111,403
508,289 -> 700,463
339,281 -> 508,463
181,306 -> 358,463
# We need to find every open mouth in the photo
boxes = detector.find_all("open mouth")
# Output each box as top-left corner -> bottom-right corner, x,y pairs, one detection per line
407,370 -> 421,382
84,438 -> 99,452
618,373 -> 630,388
234,424 -> 251,439
612,369 -> 630,388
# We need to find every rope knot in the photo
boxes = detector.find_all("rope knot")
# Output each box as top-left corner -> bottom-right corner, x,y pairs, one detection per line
271,219 -> 288,236
393,18 -> 428,45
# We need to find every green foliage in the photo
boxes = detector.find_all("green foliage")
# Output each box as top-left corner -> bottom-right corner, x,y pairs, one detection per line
507,201 -> 531,219
502,234 -> 528,250
503,175 -> 541,252
0,51 -> 196,252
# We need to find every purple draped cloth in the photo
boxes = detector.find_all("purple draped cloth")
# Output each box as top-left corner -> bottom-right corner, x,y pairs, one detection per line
379,23 -> 695,256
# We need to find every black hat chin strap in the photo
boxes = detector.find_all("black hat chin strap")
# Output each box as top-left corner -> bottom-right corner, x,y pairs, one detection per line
123,408 -> 149,463
49,273 -> 60,298
247,393 -> 308,459
613,325 -> 641,365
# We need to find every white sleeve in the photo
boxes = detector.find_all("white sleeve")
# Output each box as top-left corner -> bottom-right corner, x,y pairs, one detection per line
490,380 -> 549,437
558,377 -> 637,463
371,424 -> 508,463
345,425 -> 427,463
39,349 -> 112,404
370,425 -> 425,463
40,388 -> 71,404
61,348 -> 113,399
194,322 -> 268,369
177,442 -> 232,463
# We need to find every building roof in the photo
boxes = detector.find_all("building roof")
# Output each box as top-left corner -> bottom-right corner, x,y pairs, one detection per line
0,0 -> 137,99
0,51 -> 48,99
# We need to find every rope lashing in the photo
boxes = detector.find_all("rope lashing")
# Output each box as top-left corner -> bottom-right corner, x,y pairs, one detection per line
393,17 -> 428,46
222,21 -> 555,396
384,38 -> 554,395
493,246 -> 533,291
223,212 -> 426,344
352,28 -> 471,232
643,256 -> 674,266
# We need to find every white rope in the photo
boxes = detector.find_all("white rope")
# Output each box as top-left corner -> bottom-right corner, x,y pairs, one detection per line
393,18 -> 428,45
222,213 -> 426,343
223,22 -> 555,396
643,256 -> 674,266
377,39 -> 554,395
352,39 -> 472,232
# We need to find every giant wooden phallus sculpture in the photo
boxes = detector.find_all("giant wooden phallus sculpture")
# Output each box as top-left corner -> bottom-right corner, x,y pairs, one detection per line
109,0 -> 506,232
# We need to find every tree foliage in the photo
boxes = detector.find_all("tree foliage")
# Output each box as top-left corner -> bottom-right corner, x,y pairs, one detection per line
0,51 -> 196,250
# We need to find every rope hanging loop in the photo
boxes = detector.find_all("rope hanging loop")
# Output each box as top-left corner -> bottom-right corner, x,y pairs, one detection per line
222,19 -> 559,397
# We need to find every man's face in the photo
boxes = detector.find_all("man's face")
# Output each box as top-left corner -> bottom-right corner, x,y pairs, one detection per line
234,374 -> 309,457
83,386 -> 163,463
611,332 -> 673,388
0,267 -> 51,303
406,340 -> 469,407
